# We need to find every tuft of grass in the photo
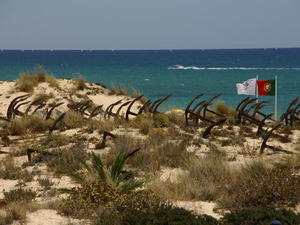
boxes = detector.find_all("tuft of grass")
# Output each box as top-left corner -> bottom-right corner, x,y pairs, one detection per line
45,145 -> 89,175
0,156 -> 34,182
41,134 -> 71,148
0,201 -> 42,225
131,113 -> 171,135
167,111 -> 185,127
87,118 -> 121,133
16,71 -> 59,92
109,84 -> 128,96
33,93 -> 54,104
110,135 -> 142,156
3,188 -> 36,204
37,178 -> 54,190
5,116 -> 52,135
214,101 -> 236,123
150,152 -> 234,201
73,76 -> 87,91
64,111 -> 86,129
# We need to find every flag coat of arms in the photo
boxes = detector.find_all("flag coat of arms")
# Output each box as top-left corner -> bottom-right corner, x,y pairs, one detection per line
256,80 -> 276,96
236,78 -> 256,95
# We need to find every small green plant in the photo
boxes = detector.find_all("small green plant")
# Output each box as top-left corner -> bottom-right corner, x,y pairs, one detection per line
69,152 -> 143,193
37,178 -> 54,190
59,152 -> 144,219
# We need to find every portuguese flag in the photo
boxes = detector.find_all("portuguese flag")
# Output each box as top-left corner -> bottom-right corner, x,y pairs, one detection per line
256,80 -> 276,96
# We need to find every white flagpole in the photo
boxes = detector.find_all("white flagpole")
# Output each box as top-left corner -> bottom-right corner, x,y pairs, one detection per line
275,75 -> 278,120
256,75 -> 259,103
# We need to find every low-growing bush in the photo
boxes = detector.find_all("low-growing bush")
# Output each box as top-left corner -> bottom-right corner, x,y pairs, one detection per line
95,205 -> 219,225
131,113 -> 154,135
221,162 -> 300,209
59,181 -> 121,218
221,208 -> 300,225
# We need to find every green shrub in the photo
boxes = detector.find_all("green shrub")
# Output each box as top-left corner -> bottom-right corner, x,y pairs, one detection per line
221,208 -> 300,225
95,205 -> 219,225
153,113 -> 171,127
59,181 -> 122,218
131,113 -> 154,135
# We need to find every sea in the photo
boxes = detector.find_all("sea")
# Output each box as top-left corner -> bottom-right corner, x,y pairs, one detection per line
0,48 -> 299,116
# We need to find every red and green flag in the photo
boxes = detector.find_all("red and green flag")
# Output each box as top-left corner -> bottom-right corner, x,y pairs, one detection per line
256,80 -> 276,96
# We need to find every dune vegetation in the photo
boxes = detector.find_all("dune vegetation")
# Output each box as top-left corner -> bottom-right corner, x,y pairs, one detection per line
0,71 -> 299,225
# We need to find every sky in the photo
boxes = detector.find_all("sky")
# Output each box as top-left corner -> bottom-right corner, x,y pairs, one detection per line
0,0 -> 300,50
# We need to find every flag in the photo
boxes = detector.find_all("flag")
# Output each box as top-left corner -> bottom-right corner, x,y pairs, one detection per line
236,78 -> 256,95
256,80 -> 276,96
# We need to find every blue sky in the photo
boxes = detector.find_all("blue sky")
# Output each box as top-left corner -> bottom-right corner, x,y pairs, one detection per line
0,0 -> 299,50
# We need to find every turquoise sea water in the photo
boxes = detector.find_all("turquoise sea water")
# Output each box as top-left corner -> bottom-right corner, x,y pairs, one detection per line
0,49 -> 299,115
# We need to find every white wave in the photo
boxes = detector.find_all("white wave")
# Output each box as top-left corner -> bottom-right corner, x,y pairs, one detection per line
168,65 -> 300,71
